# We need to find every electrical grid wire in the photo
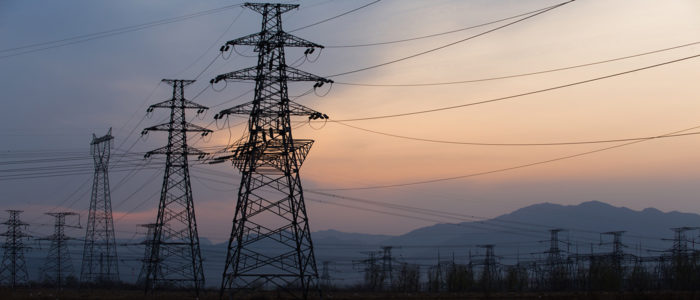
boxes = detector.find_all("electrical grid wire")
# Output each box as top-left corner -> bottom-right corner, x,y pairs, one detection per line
186,171 -> 590,247
306,197 -> 608,247
332,52 -> 700,122
64,3 -> 246,228
305,190 -> 669,243
325,2 -> 565,49
0,4 -> 244,60
5,115 -> 700,176
333,120 -> 700,147
288,0 -> 382,33
304,196 -> 547,240
6,120 -> 700,217
318,123 -> 700,191
325,0 -> 574,78
175,7 -> 246,78
4,0 -> 236,213
336,40 -> 700,87
186,168 -> 663,249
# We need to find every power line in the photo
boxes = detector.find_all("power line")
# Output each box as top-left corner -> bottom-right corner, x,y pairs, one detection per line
181,167 -> 667,244
334,41 -> 700,86
333,52 -> 700,122
333,120 -> 700,146
288,0 -> 382,33
0,4 -> 242,59
325,0 -> 574,78
317,124 -> 700,191
305,190 -> 668,242
175,7 -> 246,78
325,3 -> 559,48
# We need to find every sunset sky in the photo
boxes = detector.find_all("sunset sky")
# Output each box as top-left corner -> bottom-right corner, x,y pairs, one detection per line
1,0 -> 700,242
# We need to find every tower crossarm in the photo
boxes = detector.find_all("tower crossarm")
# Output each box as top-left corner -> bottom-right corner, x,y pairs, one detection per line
216,100 -> 328,120
90,128 -> 114,145
244,2 -> 298,14
213,66 -> 332,84
225,31 -> 323,49
148,99 -> 209,112
145,145 -> 209,159
227,139 -> 314,171
142,122 -> 213,134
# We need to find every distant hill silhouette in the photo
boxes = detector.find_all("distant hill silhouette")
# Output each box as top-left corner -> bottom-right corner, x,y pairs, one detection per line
314,200 -> 700,271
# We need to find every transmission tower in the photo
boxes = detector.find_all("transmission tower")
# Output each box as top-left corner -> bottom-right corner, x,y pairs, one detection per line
141,79 -> 211,295
211,2 -> 331,298
381,246 -> 394,289
137,223 -> 158,285
0,210 -> 31,287
601,231 -> 626,272
544,229 -> 568,290
320,261 -> 331,288
477,245 -> 498,291
80,128 -> 119,285
546,229 -> 564,265
40,212 -> 79,288
354,251 -> 380,290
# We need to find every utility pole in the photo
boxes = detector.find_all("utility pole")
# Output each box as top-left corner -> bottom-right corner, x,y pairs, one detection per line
40,212 -> 79,288
211,2 -> 331,299
141,79 -> 211,295
81,128 -> 119,285
0,210 -> 31,287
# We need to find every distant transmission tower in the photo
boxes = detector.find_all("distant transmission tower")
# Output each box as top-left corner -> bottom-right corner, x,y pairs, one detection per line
545,229 -> 567,290
80,128 -> 119,284
141,79 -> 211,295
40,212 -> 79,288
137,223 -> 158,285
320,261 -> 331,288
601,231 -> 626,273
381,246 -> 394,289
0,210 -> 31,287
478,244 -> 498,291
211,2 -> 332,298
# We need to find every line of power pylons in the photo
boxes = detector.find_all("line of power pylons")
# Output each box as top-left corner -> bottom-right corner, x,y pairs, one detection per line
1,3 -> 331,299
349,228 -> 700,293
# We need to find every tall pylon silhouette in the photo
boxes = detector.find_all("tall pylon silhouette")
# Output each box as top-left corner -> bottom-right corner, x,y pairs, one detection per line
40,212 -> 79,288
211,2 -> 331,298
80,128 -> 119,285
0,210 -> 31,287
141,79 -> 211,295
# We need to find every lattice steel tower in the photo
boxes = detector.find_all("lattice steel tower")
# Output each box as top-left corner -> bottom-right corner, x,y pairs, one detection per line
137,223 -> 158,285
211,2 -> 331,298
81,128 -> 119,284
0,210 -> 31,287
141,79 -> 211,294
40,212 -> 79,288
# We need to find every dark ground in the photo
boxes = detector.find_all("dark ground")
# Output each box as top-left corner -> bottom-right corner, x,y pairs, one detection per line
2,289 -> 700,300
